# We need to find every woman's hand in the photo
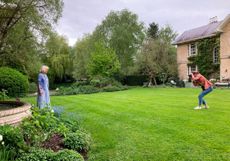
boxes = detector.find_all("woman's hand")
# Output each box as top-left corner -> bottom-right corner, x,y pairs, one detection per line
38,88 -> 44,96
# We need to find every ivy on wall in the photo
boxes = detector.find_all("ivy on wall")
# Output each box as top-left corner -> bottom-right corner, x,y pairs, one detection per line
188,37 -> 220,79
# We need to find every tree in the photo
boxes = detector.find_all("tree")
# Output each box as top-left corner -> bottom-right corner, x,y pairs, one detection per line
87,43 -> 120,78
72,34 -> 95,80
135,25 -> 177,86
0,0 -> 63,53
43,33 -> 73,83
92,9 -> 145,75
147,22 -> 159,39
0,0 -> 64,81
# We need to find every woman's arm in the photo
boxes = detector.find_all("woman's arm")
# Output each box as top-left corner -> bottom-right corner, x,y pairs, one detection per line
191,73 -> 201,81
38,74 -> 44,96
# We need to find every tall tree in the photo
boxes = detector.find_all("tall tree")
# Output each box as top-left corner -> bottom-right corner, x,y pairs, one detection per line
135,25 -> 177,86
72,34 -> 95,80
87,42 -> 120,78
44,33 -> 72,83
0,0 -> 63,80
93,9 -> 145,75
147,22 -> 159,39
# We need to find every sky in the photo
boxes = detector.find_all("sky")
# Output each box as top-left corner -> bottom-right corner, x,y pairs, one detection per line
55,0 -> 230,46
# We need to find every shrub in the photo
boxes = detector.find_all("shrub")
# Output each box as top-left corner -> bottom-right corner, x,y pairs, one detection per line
53,149 -> 84,161
0,89 -> 9,101
60,116 -> 80,132
71,80 -> 89,88
0,146 -> 16,161
21,108 -> 70,145
64,131 -> 91,152
102,86 -> 122,92
0,67 -> 29,97
90,77 -> 123,88
58,85 -> 100,95
16,148 -> 54,161
29,82 -> 37,93
0,125 -> 27,151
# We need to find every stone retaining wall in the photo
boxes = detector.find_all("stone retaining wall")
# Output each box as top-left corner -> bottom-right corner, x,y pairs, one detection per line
0,101 -> 31,125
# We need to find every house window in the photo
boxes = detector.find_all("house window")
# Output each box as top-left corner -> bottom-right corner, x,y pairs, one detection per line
188,65 -> 197,75
213,47 -> 219,64
188,43 -> 197,56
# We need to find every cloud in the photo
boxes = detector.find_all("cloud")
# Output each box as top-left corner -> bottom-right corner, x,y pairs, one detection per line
56,0 -> 230,46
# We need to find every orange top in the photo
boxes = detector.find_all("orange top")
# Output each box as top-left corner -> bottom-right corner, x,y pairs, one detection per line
192,74 -> 213,90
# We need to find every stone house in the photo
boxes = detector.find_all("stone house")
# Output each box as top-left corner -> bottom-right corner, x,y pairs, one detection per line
173,14 -> 230,81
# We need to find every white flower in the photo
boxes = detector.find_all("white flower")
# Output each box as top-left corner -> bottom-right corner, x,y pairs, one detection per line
2,141 -> 4,145
0,135 -> 3,142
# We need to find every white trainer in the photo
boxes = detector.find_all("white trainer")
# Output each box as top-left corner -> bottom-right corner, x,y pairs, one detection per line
194,106 -> 202,110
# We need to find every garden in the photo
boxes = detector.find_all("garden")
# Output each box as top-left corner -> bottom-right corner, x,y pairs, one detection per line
1,0 -> 229,161
23,88 -> 229,161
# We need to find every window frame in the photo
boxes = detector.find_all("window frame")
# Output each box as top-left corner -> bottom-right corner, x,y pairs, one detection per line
213,46 -> 219,64
187,64 -> 198,75
188,43 -> 197,57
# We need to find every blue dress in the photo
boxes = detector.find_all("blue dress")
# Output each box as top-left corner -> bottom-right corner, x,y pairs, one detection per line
37,73 -> 50,108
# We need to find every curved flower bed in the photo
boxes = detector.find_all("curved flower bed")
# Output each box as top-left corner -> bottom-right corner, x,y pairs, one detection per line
0,101 -> 31,125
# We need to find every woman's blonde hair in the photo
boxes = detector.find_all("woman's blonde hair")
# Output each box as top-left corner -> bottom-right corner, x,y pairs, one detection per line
40,65 -> 49,73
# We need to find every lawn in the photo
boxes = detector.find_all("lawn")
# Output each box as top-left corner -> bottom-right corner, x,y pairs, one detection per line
24,88 -> 230,161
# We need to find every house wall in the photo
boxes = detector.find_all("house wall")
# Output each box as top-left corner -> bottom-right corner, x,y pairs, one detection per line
220,21 -> 230,80
177,44 -> 189,80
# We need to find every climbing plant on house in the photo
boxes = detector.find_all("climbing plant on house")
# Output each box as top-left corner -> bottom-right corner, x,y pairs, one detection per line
188,37 -> 220,79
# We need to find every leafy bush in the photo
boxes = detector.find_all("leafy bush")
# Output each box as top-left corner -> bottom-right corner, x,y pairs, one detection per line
71,80 -> 89,88
20,108 -> 70,146
16,148 -> 54,161
58,85 -> 100,95
60,116 -> 80,132
0,125 -> 27,151
0,67 -> 29,97
0,146 -> 16,161
102,85 -> 128,92
53,149 -> 84,161
64,131 -> 91,152
90,77 -> 123,88
0,89 -> 9,101
29,82 -> 37,93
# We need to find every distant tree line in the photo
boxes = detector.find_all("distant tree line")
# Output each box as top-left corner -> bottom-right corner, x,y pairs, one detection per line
0,1 -> 178,86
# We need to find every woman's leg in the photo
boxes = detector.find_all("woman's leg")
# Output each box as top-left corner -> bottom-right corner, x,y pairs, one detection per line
198,87 -> 213,107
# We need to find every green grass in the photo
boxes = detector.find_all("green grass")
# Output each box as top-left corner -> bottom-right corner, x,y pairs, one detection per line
24,88 -> 230,161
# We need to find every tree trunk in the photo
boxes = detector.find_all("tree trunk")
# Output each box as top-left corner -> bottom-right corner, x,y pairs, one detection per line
153,77 -> 157,85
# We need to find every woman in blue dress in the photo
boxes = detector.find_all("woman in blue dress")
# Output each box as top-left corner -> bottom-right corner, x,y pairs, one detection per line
37,65 -> 50,108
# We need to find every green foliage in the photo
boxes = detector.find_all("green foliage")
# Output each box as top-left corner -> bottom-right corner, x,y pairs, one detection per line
64,131 -> 91,152
0,67 -> 29,97
0,89 -> 9,101
53,149 -> 84,161
20,107 -> 72,146
0,146 -> 16,161
0,125 -> 27,152
23,88 -> 230,161
147,22 -> 159,39
87,43 -> 121,78
29,82 -> 37,93
71,80 -> 90,88
72,35 -> 95,80
102,85 -> 128,92
58,85 -> 100,95
135,25 -> 177,86
93,9 -> 145,75
44,33 -> 73,84
90,76 -> 122,88
16,148 -> 54,161
0,0 -> 64,80
188,37 -> 220,78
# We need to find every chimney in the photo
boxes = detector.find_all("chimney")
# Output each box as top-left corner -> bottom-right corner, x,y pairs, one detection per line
209,16 -> 218,24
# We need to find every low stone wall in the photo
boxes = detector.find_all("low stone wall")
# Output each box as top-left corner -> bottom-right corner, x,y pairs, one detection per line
0,101 -> 31,125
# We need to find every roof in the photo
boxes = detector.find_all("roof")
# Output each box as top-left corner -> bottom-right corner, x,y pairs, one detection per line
173,14 -> 230,45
